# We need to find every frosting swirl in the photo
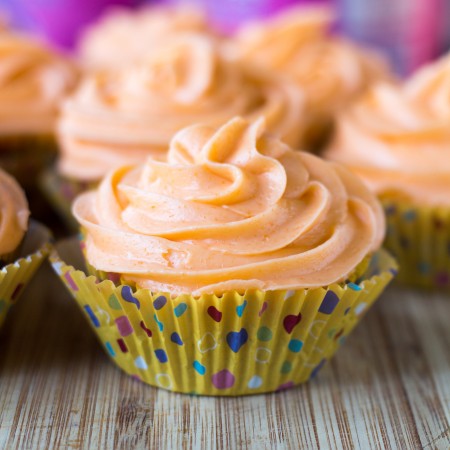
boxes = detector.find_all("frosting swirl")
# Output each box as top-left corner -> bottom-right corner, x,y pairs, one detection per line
78,5 -> 214,70
326,53 -> 450,206
59,34 -> 304,181
74,117 -> 384,295
230,7 -> 390,129
0,31 -> 77,135
0,168 -> 29,255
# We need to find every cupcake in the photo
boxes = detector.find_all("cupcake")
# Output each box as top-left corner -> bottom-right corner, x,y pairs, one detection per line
227,6 -> 392,150
45,33 -> 304,228
51,117 -> 396,395
0,28 -> 77,188
78,5 -> 216,70
325,53 -> 450,289
0,168 -> 52,328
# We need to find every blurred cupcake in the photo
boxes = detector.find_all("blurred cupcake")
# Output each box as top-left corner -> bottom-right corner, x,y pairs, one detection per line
51,117 -> 396,395
228,6 -> 392,150
325,53 -> 450,289
45,33 -> 304,228
0,28 -> 77,188
78,5 -> 216,70
0,168 -> 52,328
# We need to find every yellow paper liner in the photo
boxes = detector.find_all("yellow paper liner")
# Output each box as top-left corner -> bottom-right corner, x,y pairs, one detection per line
39,168 -> 98,232
50,241 -> 396,396
383,200 -> 450,289
0,221 -> 52,329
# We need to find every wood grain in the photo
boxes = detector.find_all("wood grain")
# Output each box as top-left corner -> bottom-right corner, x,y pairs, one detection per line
0,261 -> 449,450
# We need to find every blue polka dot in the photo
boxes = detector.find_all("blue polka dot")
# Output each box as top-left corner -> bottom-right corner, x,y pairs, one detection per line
288,339 -> 303,353
154,349 -> 168,363
171,332 -> 183,346
310,359 -> 326,379
84,305 -> 100,328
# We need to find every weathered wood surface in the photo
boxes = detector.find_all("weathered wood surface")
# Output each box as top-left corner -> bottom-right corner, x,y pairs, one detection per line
0,261 -> 449,450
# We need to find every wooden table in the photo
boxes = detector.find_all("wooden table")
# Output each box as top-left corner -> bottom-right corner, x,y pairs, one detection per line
0,260 -> 449,450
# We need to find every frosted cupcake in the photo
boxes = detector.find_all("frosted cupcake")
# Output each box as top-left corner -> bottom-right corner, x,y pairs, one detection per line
51,117 -> 396,395
228,6 -> 391,150
0,28 -> 77,187
46,34 -> 304,227
325,53 -> 450,289
78,5 -> 215,70
0,168 -> 51,328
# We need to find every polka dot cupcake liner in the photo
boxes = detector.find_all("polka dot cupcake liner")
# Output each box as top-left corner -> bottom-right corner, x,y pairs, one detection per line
383,200 -> 450,290
39,168 -> 98,232
50,244 -> 396,396
0,221 -> 52,329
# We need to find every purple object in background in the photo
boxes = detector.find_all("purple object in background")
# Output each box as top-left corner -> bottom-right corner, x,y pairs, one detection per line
0,0 -> 145,48
193,0 -> 331,34
337,0 -> 444,75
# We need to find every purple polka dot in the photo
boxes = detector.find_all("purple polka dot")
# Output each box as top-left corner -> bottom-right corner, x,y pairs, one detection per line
64,272 -> 78,291
319,291 -> 339,315
115,316 -> 133,337
153,296 -> 167,310
436,272 -> 449,286
385,205 -> 396,216
211,369 -> 235,389
276,381 -> 295,391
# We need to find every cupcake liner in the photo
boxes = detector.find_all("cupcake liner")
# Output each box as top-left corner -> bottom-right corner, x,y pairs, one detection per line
50,240 -> 396,396
0,135 -> 57,188
0,221 -> 52,329
383,200 -> 450,289
39,168 -> 98,232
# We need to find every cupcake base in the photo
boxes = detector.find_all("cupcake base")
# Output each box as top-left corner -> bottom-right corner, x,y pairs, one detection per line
0,134 -> 57,188
51,242 -> 396,396
0,221 -> 52,328
384,200 -> 450,290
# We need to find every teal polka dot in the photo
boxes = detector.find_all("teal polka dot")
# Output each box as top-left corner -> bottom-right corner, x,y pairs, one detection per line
288,339 -> 303,353
257,326 -> 273,341
281,361 -> 292,374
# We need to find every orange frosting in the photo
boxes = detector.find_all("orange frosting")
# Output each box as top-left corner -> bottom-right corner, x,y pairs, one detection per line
326,53 -> 450,206
78,5 -> 214,70
58,34 -> 304,181
0,30 -> 77,135
0,168 -> 29,255
229,7 -> 390,133
74,117 -> 385,295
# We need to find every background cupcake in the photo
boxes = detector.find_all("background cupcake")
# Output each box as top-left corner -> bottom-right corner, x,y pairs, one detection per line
0,27 -> 77,189
0,168 -> 51,328
51,117 -> 396,395
325,53 -> 450,289
77,4 -> 216,70
227,6 -> 392,151
44,33 -> 304,228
